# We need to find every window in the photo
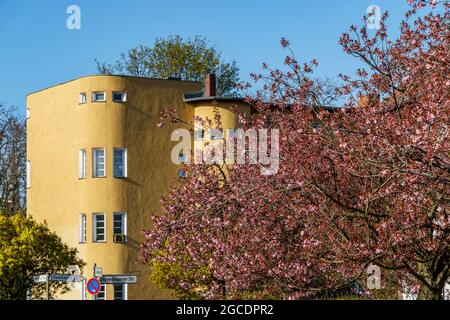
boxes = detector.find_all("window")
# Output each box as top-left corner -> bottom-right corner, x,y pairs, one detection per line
178,152 -> 187,164
92,92 -> 106,102
113,92 -> 127,102
210,128 -> 223,140
93,213 -> 105,242
178,169 -> 187,178
79,214 -> 87,243
113,148 -> 127,178
26,109 -> 30,119
94,284 -> 106,300
114,284 -> 127,300
79,93 -> 87,104
26,161 -> 31,188
194,129 -> 205,141
79,149 -> 86,179
311,120 -> 322,129
113,212 -> 127,243
93,148 -> 106,177
227,129 -> 239,139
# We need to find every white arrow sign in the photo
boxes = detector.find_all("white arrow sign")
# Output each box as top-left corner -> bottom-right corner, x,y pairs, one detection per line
100,275 -> 137,284
33,275 -> 48,283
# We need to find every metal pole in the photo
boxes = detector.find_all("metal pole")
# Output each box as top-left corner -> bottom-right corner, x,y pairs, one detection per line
46,274 -> 49,300
81,278 -> 86,301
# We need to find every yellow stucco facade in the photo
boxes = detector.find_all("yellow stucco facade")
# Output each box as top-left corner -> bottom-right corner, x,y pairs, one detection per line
26,75 -> 250,300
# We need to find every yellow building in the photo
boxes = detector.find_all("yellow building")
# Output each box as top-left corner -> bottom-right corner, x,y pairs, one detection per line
26,74 -> 250,300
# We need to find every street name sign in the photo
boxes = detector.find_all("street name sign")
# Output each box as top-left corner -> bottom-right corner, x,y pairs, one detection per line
33,274 -> 84,284
99,275 -> 137,284
50,274 -> 84,282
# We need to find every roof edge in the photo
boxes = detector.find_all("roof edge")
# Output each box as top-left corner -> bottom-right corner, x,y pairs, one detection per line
183,96 -> 247,103
27,74 -> 202,97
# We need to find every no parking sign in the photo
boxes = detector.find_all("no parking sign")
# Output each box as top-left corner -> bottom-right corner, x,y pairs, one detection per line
86,277 -> 101,295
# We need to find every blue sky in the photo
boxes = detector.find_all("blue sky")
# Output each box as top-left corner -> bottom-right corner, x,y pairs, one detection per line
0,0 -> 413,115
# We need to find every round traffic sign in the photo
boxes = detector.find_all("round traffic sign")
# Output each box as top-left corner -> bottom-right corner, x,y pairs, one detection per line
87,277 -> 101,295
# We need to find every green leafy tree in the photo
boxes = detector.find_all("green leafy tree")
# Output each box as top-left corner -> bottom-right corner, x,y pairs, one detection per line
96,35 -> 241,96
0,213 -> 85,300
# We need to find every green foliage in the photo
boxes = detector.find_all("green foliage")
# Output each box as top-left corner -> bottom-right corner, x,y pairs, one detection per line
96,35 -> 241,96
148,249 -> 213,300
0,213 -> 85,300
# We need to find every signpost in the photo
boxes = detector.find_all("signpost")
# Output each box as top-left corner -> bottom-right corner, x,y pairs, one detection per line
32,273 -> 84,300
32,263 -> 139,300
99,275 -> 138,284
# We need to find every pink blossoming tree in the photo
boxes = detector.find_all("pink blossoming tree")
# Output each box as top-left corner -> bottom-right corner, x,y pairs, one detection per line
141,0 -> 449,300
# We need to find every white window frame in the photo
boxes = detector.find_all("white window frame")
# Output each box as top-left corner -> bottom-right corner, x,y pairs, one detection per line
94,284 -> 106,300
194,129 -> 205,141
79,92 -> 87,104
26,160 -> 31,188
178,169 -> 187,178
113,148 -> 127,178
209,128 -> 224,140
93,213 -> 106,242
178,152 -> 187,164
79,149 -> 87,179
113,212 -> 127,243
79,214 -> 87,243
113,283 -> 127,300
82,279 -> 87,300
92,148 -> 106,178
112,91 -> 127,103
92,91 -> 106,102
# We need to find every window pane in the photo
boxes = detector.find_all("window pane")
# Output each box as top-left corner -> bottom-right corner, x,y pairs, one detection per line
94,149 -> 105,177
194,130 -> 205,141
95,214 -> 105,242
95,284 -> 106,300
113,213 -> 126,242
114,149 -> 126,177
114,284 -> 124,300
113,92 -> 126,102
114,214 -> 122,234
210,129 -> 223,140
178,169 -> 187,178
92,92 -> 105,102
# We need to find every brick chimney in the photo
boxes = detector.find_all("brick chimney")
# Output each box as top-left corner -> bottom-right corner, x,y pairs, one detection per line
205,74 -> 216,97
